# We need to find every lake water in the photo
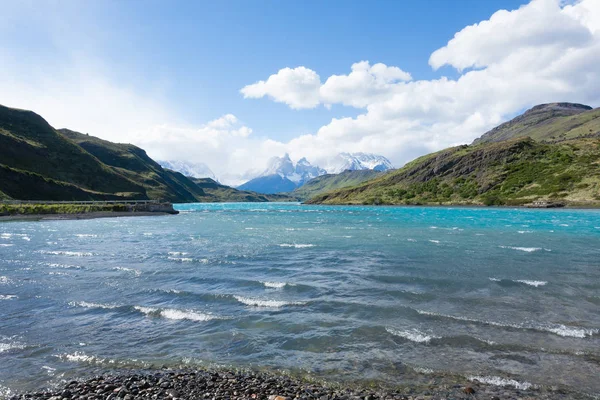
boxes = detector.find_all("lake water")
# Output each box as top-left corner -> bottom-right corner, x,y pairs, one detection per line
1,203 -> 599,397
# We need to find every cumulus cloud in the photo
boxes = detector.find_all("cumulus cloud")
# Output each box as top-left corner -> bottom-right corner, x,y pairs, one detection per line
240,66 -> 322,109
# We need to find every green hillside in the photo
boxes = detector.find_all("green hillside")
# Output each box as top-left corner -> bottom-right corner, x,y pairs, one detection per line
290,169 -> 385,200
0,104 -> 203,202
307,103 -> 600,207
192,178 -> 298,202
473,103 -> 600,144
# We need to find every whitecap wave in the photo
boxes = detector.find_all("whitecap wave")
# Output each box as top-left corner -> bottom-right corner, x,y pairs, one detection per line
429,240 -> 440,244
74,234 -> 97,238
41,251 -> 94,257
0,244 -> 13,247
47,263 -> 82,269
69,301 -> 120,309
233,295 -> 304,308
416,309 -> 597,338
0,295 -> 17,300
386,327 -> 439,343
112,267 -> 141,276
134,306 -> 217,321
0,276 -> 12,285
488,277 -> 501,282
468,375 -> 534,390
261,281 -> 293,289
279,244 -> 315,248
0,341 -> 25,353
56,351 -> 104,364
168,251 -> 189,256
499,246 -> 541,252
515,280 -> 547,287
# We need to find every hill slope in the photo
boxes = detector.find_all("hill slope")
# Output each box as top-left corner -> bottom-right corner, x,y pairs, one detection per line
291,170 -> 385,200
307,103 -> 600,207
0,104 -> 203,202
474,103 -> 600,144
192,178 -> 298,202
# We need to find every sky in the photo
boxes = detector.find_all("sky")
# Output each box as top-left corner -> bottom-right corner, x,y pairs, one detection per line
1,0 -> 599,185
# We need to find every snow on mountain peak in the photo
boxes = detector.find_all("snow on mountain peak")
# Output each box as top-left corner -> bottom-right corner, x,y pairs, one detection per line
325,153 -> 393,174
158,160 -> 217,180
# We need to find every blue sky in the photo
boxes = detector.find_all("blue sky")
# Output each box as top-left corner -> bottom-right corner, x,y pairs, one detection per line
1,0 -> 599,184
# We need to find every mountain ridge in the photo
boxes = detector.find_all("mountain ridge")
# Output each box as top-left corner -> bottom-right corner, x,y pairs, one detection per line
306,102 -> 600,207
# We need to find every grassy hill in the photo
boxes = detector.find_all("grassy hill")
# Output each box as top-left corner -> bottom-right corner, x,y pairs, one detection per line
473,103 -> 600,144
0,104 -> 206,202
307,103 -> 600,207
192,178 -> 297,202
290,169 -> 385,200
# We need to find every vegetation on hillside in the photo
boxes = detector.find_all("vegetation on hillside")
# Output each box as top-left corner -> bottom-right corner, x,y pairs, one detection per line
473,103 -> 600,144
307,137 -> 600,207
290,170 -> 385,200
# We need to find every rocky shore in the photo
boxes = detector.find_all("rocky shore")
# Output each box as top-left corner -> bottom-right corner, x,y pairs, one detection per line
6,369 -> 587,400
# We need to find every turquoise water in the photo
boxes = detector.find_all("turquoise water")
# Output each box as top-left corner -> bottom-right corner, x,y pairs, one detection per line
1,203 -> 599,396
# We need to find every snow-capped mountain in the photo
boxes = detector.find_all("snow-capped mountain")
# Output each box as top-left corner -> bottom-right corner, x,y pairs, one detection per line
324,153 -> 393,174
238,153 -> 392,194
158,160 -> 217,180
238,154 -> 326,194
261,153 -> 326,185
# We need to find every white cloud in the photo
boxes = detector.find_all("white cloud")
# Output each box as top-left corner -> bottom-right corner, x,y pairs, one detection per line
320,61 -> 412,108
240,66 -> 322,109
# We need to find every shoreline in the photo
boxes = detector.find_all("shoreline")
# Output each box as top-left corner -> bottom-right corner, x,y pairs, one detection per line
0,211 -> 176,222
5,367 -> 590,400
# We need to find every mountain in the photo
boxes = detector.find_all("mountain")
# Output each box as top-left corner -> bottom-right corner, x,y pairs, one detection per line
238,152 -> 393,194
290,170 -> 385,200
473,103 -> 599,144
238,154 -> 326,194
0,104 -> 211,202
192,178 -> 297,202
324,152 -> 394,174
237,174 -> 298,194
306,103 -> 600,207
158,160 -> 216,180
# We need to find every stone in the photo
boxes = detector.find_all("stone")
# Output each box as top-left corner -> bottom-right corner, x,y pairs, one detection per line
463,386 -> 475,394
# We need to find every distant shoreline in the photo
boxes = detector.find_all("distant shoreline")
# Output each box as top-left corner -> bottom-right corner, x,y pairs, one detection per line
0,211 -> 176,222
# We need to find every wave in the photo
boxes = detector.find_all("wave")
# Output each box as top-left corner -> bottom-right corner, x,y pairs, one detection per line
133,306 -> 218,322
69,301 -> 120,309
112,267 -> 142,276
0,276 -> 12,284
386,327 -> 439,343
468,375 -> 534,390
489,278 -> 547,287
167,256 -> 208,263
168,251 -> 189,256
233,295 -> 305,308
261,281 -> 295,289
498,246 -> 541,253
0,295 -> 17,300
0,244 -> 13,247
40,250 -> 94,257
46,263 -> 83,269
279,244 -> 315,248
515,280 -> 547,287
74,234 -> 97,238
0,341 -> 25,353
55,351 -> 105,364
412,366 -> 434,374
416,309 -> 598,338
428,240 -> 440,244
